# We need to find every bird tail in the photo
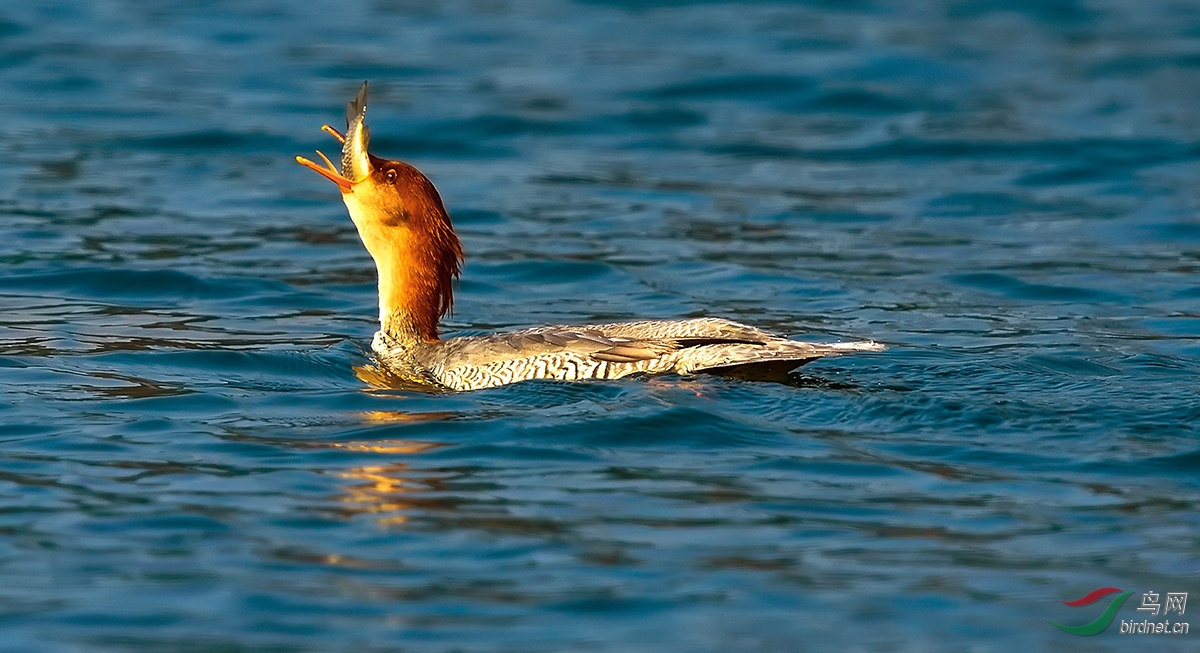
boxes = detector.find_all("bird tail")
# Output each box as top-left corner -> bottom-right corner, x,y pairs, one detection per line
678,339 -> 884,381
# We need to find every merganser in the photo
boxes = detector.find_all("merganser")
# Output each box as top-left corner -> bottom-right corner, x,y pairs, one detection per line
297,82 -> 884,391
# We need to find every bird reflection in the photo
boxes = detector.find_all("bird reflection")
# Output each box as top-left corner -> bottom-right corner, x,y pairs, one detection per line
332,410 -> 455,526
338,462 -> 423,526
354,362 -> 444,392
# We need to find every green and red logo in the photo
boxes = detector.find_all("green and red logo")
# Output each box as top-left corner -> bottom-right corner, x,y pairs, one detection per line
1047,587 -> 1132,635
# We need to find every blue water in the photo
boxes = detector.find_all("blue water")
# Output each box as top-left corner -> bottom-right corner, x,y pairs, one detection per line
1,1 -> 1198,651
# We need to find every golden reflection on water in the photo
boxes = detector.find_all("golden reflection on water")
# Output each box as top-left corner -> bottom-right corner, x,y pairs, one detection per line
357,410 -> 458,425
333,408 -> 455,526
339,462 -> 423,526
354,363 -> 445,393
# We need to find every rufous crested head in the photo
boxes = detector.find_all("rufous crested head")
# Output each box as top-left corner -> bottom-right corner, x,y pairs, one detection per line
297,82 -> 463,344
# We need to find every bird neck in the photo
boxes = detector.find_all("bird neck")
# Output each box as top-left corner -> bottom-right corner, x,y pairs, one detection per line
344,169 -> 463,347
373,240 -> 451,345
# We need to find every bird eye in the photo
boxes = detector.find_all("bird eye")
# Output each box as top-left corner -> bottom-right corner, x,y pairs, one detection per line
385,169 -> 397,183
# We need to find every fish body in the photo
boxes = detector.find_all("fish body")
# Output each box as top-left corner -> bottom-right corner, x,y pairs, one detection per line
340,82 -> 372,182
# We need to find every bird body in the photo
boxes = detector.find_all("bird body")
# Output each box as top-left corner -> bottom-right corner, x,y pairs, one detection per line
297,83 -> 883,392
376,317 -> 882,391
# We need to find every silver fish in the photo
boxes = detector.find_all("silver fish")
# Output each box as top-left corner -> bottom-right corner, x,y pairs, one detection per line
340,81 -> 372,182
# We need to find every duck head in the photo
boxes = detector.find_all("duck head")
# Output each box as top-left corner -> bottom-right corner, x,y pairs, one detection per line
297,82 -> 463,344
